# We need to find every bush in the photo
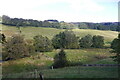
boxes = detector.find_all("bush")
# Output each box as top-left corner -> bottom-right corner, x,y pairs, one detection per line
33,35 -> 53,52
92,35 -> 104,48
52,30 -> 79,49
111,33 -> 120,63
3,35 -> 29,60
52,49 -> 68,68
25,39 -> 35,54
79,34 -> 92,48
0,33 -> 6,43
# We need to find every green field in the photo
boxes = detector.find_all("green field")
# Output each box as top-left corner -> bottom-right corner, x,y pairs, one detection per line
1,24 -> 119,78
0,24 -> 118,45
2,49 -> 118,78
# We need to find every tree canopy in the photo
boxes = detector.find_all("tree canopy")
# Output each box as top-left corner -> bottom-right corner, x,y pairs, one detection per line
3,35 -> 29,60
33,35 -> 53,52
52,30 -> 79,49
79,34 -> 92,48
111,33 -> 120,64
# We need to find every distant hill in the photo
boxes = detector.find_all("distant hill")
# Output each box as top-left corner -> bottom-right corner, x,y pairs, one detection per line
1,15 -> 120,31
1,24 -> 118,46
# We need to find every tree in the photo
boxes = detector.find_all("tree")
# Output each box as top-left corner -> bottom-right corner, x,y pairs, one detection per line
25,39 -> 35,54
52,32 -> 66,49
111,38 -> 118,49
111,33 -> 120,64
79,34 -> 92,48
111,33 -> 120,77
52,49 -> 68,68
3,35 -> 29,60
92,35 -> 104,48
52,30 -> 79,49
2,15 -> 11,25
33,35 -> 53,52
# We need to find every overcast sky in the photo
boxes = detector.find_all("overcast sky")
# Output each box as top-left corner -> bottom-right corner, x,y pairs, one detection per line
0,0 -> 119,22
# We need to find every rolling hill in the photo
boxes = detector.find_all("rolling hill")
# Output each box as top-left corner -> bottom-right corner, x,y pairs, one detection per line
1,24 -> 119,78
0,24 -> 118,45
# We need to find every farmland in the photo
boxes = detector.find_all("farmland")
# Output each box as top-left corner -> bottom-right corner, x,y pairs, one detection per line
1,24 -> 119,78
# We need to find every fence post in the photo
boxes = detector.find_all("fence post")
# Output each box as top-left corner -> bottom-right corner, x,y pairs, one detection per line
51,66 -> 53,70
39,73 -> 44,80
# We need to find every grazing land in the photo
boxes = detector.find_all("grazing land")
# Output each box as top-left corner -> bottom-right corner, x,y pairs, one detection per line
1,24 -> 119,78
0,24 -> 118,46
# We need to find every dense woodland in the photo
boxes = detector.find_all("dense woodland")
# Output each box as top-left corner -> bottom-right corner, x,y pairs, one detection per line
2,15 -> 120,31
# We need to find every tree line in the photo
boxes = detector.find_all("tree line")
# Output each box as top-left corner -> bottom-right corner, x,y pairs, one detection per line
1,30 -> 104,61
2,15 -> 60,28
1,32 -> 120,69
2,15 -> 120,31
77,22 -> 120,31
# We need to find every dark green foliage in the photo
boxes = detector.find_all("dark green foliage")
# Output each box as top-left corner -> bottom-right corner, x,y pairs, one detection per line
2,15 -> 60,28
52,30 -> 79,49
0,33 -> 6,43
26,39 -> 35,54
111,38 -> 118,49
52,32 -> 65,49
2,15 -> 120,31
92,35 -> 104,48
78,22 -> 88,29
53,49 -> 68,68
3,35 -> 29,60
79,34 -> 92,48
33,35 -> 53,52
111,33 -> 120,63
2,15 -> 11,25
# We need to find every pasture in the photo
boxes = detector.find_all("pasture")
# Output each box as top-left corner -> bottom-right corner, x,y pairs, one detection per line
0,24 -> 118,46
1,24 -> 119,78
2,49 -> 118,78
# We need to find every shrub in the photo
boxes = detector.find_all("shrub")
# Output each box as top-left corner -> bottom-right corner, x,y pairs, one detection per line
3,35 -> 29,60
79,34 -> 92,48
33,35 -> 53,52
52,49 -> 68,68
52,30 -> 79,49
111,33 -> 120,63
92,35 -> 104,48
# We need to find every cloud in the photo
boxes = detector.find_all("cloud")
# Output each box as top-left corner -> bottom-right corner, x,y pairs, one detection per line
66,0 -> 104,12
0,0 -> 118,22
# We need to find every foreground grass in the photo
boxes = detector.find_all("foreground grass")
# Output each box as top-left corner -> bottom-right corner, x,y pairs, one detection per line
45,49 -> 114,64
1,24 -> 118,78
2,49 -> 117,78
3,66 -> 118,78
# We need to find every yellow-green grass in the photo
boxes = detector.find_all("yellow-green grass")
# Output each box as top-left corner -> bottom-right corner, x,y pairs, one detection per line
1,24 -> 119,78
0,24 -> 118,44
0,24 -> 63,39
2,49 -> 116,75
45,49 -> 115,63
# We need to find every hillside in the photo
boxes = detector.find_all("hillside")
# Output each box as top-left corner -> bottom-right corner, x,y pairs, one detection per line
1,24 -> 119,78
0,24 -> 118,44
2,49 -> 118,78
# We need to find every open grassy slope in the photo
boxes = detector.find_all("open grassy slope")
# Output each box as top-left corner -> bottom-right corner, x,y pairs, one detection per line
2,49 -> 117,78
0,24 -> 118,43
1,24 -> 119,78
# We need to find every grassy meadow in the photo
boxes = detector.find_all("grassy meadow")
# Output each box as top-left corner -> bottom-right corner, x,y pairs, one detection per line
0,24 -> 118,45
1,24 -> 119,78
2,49 -> 118,78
